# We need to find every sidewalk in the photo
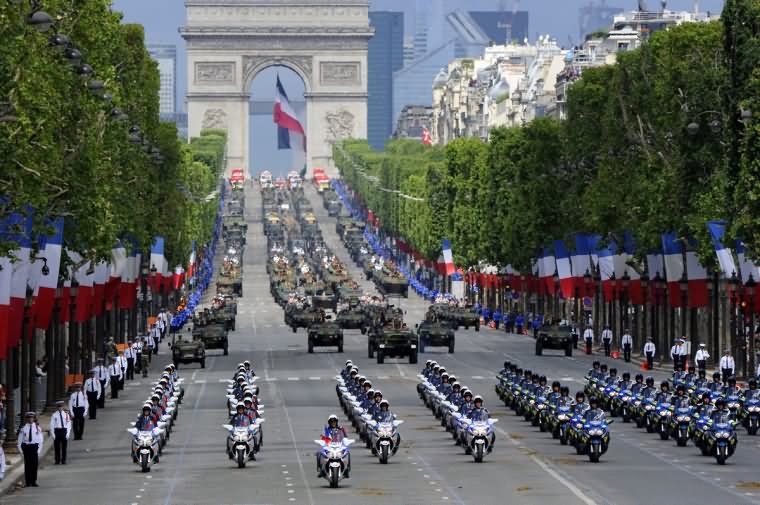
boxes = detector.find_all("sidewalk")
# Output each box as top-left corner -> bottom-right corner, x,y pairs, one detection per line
0,354 -> 173,496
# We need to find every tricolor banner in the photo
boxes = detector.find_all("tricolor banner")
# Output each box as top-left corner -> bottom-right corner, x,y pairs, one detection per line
273,75 -> 305,150
598,240 -> 617,301
685,242 -> 709,308
554,240 -> 574,298
31,218 -> 64,330
150,236 -> 166,293
571,234 -> 592,296
661,232 -> 684,307
7,211 -> 32,348
707,221 -> 737,277
539,247 -> 557,295
623,231 -> 643,305
441,239 -> 456,276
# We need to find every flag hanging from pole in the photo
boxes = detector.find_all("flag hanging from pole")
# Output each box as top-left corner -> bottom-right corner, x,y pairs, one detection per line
273,75 -> 305,150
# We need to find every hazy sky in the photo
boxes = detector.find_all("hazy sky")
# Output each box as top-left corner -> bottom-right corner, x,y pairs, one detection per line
111,0 -> 725,174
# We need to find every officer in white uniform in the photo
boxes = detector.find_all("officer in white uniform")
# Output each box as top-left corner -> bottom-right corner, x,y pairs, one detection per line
601,325 -> 613,357
621,330 -> 633,362
719,349 -> 735,384
18,411 -> 44,487
117,350 -> 128,390
93,359 -> 109,408
583,326 -> 594,355
84,370 -> 102,420
695,343 -> 710,373
643,337 -> 656,370
49,400 -> 72,464
68,382 -> 88,440
108,356 -> 123,399
124,340 -> 136,380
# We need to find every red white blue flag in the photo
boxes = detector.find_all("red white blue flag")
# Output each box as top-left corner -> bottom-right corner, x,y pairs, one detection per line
273,75 -> 305,150
442,239 -> 456,276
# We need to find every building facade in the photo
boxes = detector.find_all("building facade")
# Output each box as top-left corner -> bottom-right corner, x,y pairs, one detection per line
394,104 -> 433,140
147,44 -> 177,118
368,12 -> 405,151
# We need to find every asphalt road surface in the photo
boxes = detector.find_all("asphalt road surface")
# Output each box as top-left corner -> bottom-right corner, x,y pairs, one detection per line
6,183 -> 760,505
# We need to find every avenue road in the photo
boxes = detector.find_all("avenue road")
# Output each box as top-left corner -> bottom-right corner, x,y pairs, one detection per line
5,184 -> 760,505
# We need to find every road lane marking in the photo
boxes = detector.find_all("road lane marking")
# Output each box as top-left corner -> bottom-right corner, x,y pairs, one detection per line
496,425 -> 599,505
193,379 -> 206,384
471,375 -> 484,380
308,377 -> 321,381
287,377 -> 300,381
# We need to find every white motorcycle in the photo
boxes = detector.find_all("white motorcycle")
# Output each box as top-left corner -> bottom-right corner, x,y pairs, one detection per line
315,438 -> 354,488
223,420 -> 265,468
127,425 -> 165,473
367,420 -> 403,464
464,418 -> 498,463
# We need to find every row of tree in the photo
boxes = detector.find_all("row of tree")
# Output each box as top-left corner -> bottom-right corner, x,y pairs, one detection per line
0,0 -> 223,269
334,2 -> 760,273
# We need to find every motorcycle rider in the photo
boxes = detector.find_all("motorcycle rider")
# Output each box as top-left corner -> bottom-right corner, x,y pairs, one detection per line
683,366 -> 697,386
697,392 -> 715,418
447,382 -> 463,405
694,369 -> 709,390
618,372 -> 633,391
368,391 -> 383,417
341,360 -> 354,380
373,400 -> 396,423
745,379 -> 760,400
671,384 -> 691,408
654,381 -> 672,404
230,402 -> 252,427
583,396 -> 605,422
672,365 -> 687,385
547,381 -> 562,405
469,396 -> 495,452
243,360 -> 255,378
135,404 -> 156,431
722,376 -> 740,397
587,361 -> 601,380
604,368 -> 618,385
499,361 -> 511,376
630,374 -> 646,396
709,372 -> 723,392
572,392 -> 589,415
557,386 -> 573,406
710,398 -> 735,425
459,390 -> 475,418
318,415 -> 350,478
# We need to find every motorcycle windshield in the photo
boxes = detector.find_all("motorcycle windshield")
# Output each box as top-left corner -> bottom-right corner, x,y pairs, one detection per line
585,411 -> 606,423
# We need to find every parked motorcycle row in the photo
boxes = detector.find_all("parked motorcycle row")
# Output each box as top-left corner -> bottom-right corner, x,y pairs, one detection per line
127,364 -> 185,472
223,362 -> 264,468
335,360 -> 405,467
417,361 -> 498,463
583,361 -> 747,465
495,362 -> 611,463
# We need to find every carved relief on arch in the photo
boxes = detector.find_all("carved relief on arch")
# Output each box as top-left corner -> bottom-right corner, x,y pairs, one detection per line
242,55 -> 313,91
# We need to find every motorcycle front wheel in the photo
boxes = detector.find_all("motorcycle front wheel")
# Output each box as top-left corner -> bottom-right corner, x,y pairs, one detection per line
237,448 -> 246,468
380,444 -> 389,464
140,453 -> 150,473
474,443 -> 484,463
329,467 -> 340,488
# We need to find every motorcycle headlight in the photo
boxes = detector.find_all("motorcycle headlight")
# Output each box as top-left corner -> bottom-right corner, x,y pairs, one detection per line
557,414 -> 569,421
537,404 -> 546,410
588,428 -> 604,436
676,416 -> 691,422
748,406 -> 760,413
622,396 -> 631,402
645,405 -> 654,411
634,400 -> 641,407
377,429 -> 392,437
609,392 -> 618,397
716,431 -> 731,439
660,410 -> 672,417
529,399 -> 535,405
728,403 -> 740,410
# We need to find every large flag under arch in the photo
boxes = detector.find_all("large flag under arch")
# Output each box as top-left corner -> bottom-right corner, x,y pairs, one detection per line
273,75 -> 305,150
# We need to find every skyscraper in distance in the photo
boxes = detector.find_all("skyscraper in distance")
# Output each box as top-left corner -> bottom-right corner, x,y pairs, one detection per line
368,12 -> 405,150
147,44 -> 177,119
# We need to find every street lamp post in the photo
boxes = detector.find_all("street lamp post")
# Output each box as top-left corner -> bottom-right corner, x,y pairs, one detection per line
621,271 -> 630,339
553,269 -> 560,321
654,273 -> 665,361
679,272 -> 689,342
746,274 -> 756,378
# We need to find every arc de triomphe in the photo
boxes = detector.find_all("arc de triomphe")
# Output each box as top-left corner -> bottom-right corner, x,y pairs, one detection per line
181,0 -> 372,176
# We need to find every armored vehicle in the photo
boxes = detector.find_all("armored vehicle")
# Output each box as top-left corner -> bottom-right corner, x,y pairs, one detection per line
307,318 -> 344,353
171,332 -> 206,368
192,323 -> 229,355
535,324 -> 573,356
416,320 -> 455,353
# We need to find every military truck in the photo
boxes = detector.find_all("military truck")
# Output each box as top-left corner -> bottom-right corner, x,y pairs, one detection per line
373,269 -> 409,298
212,305 -> 237,331
192,323 -> 229,355
367,323 -> 418,364
336,301 -> 365,331
217,275 -> 243,297
416,320 -> 455,353
535,324 -> 573,357
326,199 -> 341,217
311,290 -> 337,311
171,331 -> 206,369
307,318 -> 344,353
446,306 -> 481,331
284,305 -> 325,333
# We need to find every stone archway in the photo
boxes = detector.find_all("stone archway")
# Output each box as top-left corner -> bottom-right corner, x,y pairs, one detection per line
181,0 -> 373,176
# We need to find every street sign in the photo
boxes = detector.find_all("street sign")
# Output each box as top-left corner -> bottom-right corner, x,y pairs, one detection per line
583,296 -> 592,311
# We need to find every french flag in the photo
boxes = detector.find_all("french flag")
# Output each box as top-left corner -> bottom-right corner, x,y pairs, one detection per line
539,247 -> 557,295
106,242 -> 126,303
7,212 -> 32,349
441,239 -> 456,276
0,220 -> 12,359
661,232 -> 684,307
685,241 -> 709,308
273,75 -> 305,150
92,261 -> 109,316
623,231 -> 643,304
554,240 -> 574,298
570,234 -> 592,296
31,218 -> 64,330
70,252 -> 94,323
187,241 -> 197,280
173,266 -> 185,290
150,237 -> 166,293
598,241 -> 617,301
706,221 -> 737,277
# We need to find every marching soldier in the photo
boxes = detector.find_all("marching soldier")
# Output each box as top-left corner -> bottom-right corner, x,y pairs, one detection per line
18,412 -> 44,487
68,382 -> 88,440
48,401 -> 72,464
84,370 -> 102,420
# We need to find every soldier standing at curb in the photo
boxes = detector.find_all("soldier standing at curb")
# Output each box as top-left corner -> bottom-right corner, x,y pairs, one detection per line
18,412 -> 44,487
